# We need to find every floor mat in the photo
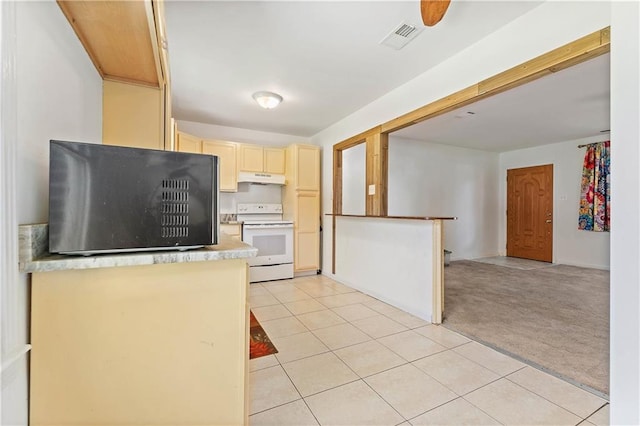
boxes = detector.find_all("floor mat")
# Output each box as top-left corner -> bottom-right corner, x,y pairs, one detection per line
250,311 -> 278,359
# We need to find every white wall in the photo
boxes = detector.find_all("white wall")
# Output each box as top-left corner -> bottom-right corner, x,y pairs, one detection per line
499,136 -> 610,269
341,143 -> 366,215
311,1 -> 640,422
388,137 -> 499,260
17,4 -> 102,225
334,217 -> 434,321
610,1 -> 640,423
1,1 -> 102,424
177,120 -> 312,146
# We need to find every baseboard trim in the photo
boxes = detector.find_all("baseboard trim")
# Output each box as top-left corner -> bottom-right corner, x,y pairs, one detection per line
555,260 -> 610,271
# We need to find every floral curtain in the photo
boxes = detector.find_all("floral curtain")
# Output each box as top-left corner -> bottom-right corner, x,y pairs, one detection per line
578,141 -> 610,231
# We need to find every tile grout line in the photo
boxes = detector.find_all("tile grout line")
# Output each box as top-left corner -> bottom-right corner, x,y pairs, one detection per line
410,355 -> 506,402
582,402 -> 609,422
248,396 -> 305,418
503,375 -> 608,421
461,398 -> 507,426
307,326 -> 371,352
404,395 -> 506,426
276,358 -> 325,425
274,342 -> 331,366
357,374 -> 408,423
248,364 -> 303,418
449,341 -> 529,377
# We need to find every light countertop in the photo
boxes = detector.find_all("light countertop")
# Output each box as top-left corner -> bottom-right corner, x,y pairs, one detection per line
19,224 -> 257,273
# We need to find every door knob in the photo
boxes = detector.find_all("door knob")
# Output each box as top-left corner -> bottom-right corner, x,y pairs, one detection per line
545,219 -> 552,223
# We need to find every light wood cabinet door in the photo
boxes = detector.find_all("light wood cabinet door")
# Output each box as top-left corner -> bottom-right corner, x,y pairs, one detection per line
103,80 -> 164,150
295,191 -> 320,272
202,140 -> 238,192
283,144 -> 321,274
295,145 -> 320,191
264,148 -> 285,174
238,144 -> 264,172
176,132 -> 202,154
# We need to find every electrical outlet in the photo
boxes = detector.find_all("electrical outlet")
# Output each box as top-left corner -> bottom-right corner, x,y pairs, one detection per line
368,184 -> 376,195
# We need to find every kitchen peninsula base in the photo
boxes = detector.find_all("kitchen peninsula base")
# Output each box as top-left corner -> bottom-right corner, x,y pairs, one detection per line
328,215 -> 456,324
29,256 -> 251,425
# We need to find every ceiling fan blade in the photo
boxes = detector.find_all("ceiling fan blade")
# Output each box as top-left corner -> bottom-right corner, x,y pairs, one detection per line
421,0 -> 451,26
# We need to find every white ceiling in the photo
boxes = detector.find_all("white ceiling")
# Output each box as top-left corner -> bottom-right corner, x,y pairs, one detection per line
165,0 -> 544,137
392,52 -> 611,152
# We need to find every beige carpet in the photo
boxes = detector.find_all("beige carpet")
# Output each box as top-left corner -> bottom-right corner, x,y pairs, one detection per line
470,255 -> 558,270
444,259 -> 609,396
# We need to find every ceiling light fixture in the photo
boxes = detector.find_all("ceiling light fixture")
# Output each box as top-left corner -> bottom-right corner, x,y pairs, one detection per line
252,91 -> 283,109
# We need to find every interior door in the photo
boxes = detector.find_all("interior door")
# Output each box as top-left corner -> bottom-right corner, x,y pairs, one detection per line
507,164 -> 553,262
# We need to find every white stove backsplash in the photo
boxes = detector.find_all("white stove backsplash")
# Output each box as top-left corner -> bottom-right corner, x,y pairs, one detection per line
219,183 -> 283,214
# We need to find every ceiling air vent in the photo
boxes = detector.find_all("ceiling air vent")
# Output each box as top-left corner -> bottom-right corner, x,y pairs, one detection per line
380,22 -> 424,50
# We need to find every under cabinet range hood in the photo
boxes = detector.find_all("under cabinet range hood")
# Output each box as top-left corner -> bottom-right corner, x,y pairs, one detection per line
237,171 -> 286,185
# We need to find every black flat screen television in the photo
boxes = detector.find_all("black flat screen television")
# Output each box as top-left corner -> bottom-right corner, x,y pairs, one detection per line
49,140 -> 219,254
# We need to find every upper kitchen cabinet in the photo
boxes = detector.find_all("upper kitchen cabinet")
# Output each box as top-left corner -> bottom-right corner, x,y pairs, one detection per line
175,134 -> 238,193
264,148 -> 286,174
288,144 -> 320,191
202,140 -> 238,192
176,132 -> 202,154
237,144 -> 264,172
238,144 -> 286,175
58,0 -> 172,149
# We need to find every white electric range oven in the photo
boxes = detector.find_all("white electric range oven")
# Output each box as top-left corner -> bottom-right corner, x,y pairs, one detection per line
237,203 -> 294,283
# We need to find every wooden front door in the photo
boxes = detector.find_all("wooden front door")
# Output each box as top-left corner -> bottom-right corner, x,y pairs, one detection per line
507,164 -> 553,262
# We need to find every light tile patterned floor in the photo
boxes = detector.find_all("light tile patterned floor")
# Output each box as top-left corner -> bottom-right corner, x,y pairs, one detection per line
249,275 -> 609,426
